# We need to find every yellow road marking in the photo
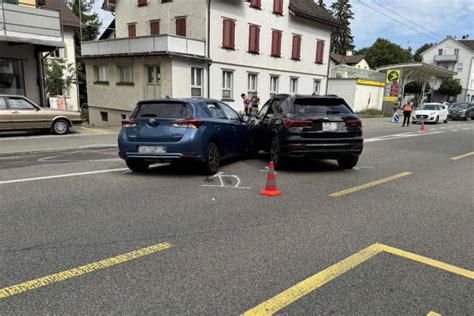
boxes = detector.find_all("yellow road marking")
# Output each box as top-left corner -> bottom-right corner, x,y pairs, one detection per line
0,242 -> 172,299
427,312 -> 442,316
80,126 -> 111,135
243,243 -> 473,315
330,172 -> 412,197
450,151 -> 474,160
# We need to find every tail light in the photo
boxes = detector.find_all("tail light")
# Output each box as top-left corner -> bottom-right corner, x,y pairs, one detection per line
283,119 -> 312,128
345,119 -> 362,127
121,119 -> 136,128
171,118 -> 204,128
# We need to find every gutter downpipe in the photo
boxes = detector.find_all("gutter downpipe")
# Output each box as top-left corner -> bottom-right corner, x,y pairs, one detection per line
325,26 -> 333,95
207,0 -> 211,98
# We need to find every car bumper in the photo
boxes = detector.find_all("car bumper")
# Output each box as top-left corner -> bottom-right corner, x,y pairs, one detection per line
281,141 -> 363,159
448,113 -> 466,119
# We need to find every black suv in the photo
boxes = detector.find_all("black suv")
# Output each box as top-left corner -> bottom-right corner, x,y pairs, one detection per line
249,94 -> 363,170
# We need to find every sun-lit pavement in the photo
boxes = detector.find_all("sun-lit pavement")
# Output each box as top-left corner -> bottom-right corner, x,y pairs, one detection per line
0,120 -> 473,314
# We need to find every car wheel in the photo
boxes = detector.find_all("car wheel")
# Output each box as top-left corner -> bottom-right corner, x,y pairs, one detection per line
337,156 -> 359,169
444,118 -> 448,123
126,160 -> 150,172
52,119 -> 69,135
202,142 -> 220,175
271,136 -> 287,170
435,116 -> 439,124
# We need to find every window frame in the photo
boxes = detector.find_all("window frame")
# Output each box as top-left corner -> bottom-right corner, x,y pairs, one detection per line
128,23 -> 137,37
290,77 -> 298,94
271,30 -> 282,58
292,35 -> 301,60
93,65 -> 108,83
222,18 -> 236,50
222,69 -> 234,101
248,24 -> 260,54
175,16 -> 187,37
270,75 -> 279,96
249,0 -> 261,9
7,96 -> 38,110
117,65 -> 134,85
247,73 -> 258,98
137,0 -> 147,6
191,67 -> 203,98
150,20 -> 160,35
313,79 -> 321,95
273,0 -> 283,15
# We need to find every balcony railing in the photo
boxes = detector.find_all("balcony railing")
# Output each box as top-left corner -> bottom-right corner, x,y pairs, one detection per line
434,54 -> 459,62
0,1 -> 63,47
81,35 -> 206,58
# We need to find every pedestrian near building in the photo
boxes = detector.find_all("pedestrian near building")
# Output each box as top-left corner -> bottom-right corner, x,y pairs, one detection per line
241,93 -> 251,116
401,100 -> 413,127
249,96 -> 259,117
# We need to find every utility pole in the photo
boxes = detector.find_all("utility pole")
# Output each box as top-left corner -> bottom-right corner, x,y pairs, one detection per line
78,0 -> 82,42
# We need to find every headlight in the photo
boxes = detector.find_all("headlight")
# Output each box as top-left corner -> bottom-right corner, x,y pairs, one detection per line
460,109 -> 467,113
430,112 -> 436,116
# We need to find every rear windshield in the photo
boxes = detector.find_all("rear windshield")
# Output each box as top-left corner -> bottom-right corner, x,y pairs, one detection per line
290,98 -> 352,115
131,102 -> 193,119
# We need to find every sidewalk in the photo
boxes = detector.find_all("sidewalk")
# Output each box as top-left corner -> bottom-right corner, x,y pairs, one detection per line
0,126 -> 120,157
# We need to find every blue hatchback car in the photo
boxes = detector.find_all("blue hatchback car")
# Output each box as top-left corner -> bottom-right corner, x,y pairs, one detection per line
118,98 -> 250,174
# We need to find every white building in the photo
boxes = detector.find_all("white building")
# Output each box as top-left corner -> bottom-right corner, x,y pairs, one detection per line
330,52 -> 371,70
421,36 -> 474,102
81,0 -> 339,126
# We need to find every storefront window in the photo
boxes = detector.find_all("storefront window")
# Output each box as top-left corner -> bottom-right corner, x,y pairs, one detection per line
0,58 -> 26,96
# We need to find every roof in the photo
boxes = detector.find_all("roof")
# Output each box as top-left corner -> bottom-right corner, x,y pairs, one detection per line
330,65 -> 385,82
459,40 -> 474,51
99,19 -> 115,40
377,62 -> 456,81
41,0 -> 80,29
288,0 -> 341,28
330,53 -> 367,65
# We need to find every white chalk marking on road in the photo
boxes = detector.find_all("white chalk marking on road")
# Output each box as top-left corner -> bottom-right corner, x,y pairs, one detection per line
461,128 -> 471,130
450,130 -> 458,132
38,151 -> 81,162
365,131 -> 445,143
0,168 -> 128,185
202,172 -> 251,189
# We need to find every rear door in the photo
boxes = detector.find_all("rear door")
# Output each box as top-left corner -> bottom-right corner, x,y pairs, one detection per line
0,97 -> 12,130
219,102 -> 247,155
126,101 -> 193,142
7,96 -> 50,129
202,101 -> 232,156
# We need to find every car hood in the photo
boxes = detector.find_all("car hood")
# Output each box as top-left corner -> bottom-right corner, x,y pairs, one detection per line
449,108 -> 467,112
42,108 -> 81,118
414,110 -> 439,115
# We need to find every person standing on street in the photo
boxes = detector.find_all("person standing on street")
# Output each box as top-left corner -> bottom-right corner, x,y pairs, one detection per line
401,100 -> 413,127
241,93 -> 251,116
249,96 -> 259,117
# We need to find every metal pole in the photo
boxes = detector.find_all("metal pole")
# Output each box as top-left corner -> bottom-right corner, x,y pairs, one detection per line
78,0 -> 82,42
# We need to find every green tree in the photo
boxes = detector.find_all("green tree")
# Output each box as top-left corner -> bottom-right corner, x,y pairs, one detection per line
44,58 -> 76,97
357,38 -> 412,68
329,0 -> 354,55
438,78 -> 462,100
67,0 -> 102,105
413,43 -> 434,62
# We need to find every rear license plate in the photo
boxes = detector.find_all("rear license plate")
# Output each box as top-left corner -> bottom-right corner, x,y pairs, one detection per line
138,146 -> 166,154
322,122 -> 339,132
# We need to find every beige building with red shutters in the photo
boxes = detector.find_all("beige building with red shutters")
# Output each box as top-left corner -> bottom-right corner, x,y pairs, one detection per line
81,0 -> 339,126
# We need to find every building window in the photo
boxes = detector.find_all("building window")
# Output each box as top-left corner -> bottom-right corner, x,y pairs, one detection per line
222,18 -> 235,49
121,114 -> 127,120
316,40 -> 325,64
270,75 -> 279,96
313,79 -> 321,95
100,111 -> 108,122
150,20 -> 160,35
117,65 -> 133,83
273,0 -> 283,14
137,0 -> 147,6
0,58 -> 25,96
248,73 -> 258,98
248,24 -> 260,54
128,23 -> 136,37
222,70 -> 233,100
456,63 -> 463,71
438,49 -> 443,55
290,77 -> 298,94
176,17 -> 186,37
454,48 -> 459,56
93,65 -> 107,82
191,67 -> 203,97
271,30 -> 282,58
249,0 -> 261,9
292,35 -> 301,60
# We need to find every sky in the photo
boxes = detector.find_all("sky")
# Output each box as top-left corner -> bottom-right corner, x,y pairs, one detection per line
93,0 -> 474,51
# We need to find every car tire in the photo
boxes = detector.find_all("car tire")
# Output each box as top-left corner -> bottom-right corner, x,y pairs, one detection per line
271,136 -> 287,171
337,156 -> 359,169
126,160 -> 150,172
444,118 -> 448,123
51,119 -> 69,135
435,116 -> 439,124
202,142 -> 220,175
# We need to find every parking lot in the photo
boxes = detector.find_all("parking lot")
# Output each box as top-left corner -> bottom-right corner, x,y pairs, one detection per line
0,119 -> 473,314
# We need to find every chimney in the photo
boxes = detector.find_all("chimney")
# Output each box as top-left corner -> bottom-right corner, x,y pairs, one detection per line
462,35 -> 469,40
346,50 -> 353,56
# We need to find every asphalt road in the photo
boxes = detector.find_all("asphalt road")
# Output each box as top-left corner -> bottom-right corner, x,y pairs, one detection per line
0,120 -> 473,315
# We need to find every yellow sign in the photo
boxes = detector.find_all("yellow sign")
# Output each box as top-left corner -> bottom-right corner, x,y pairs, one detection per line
384,96 -> 398,102
356,79 -> 385,87
386,70 -> 400,83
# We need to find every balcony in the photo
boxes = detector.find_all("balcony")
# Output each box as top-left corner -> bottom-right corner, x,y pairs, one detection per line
81,35 -> 206,59
0,1 -> 63,47
434,54 -> 459,62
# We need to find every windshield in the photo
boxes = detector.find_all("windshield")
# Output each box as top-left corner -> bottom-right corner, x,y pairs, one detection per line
421,104 -> 440,110
131,102 -> 193,119
451,103 -> 468,109
291,98 -> 352,115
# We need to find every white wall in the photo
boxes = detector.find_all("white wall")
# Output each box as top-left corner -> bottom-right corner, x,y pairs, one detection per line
171,58 -> 208,98
64,29 -> 79,111
353,83 -> 384,112
327,79 -> 355,109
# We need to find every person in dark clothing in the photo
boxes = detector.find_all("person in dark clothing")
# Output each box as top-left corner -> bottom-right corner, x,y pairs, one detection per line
249,96 -> 259,117
401,101 -> 413,127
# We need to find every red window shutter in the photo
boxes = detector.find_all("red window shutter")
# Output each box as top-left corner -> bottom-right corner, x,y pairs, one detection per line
222,19 -> 235,49
249,25 -> 260,53
137,0 -> 147,6
316,40 -> 325,64
250,0 -> 261,9
128,24 -> 136,37
176,18 -> 186,37
271,31 -> 281,57
273,0 -> 283,14
150,21 -> 160,35
292,35 -> 301,60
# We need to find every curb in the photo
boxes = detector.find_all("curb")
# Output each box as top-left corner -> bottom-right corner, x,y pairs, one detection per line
0,145 -> 118,158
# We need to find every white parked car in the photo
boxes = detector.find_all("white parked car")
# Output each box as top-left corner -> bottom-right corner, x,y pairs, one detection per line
412,103 -> 448,124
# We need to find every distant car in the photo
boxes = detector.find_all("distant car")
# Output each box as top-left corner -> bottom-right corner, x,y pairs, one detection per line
448,102 -> 474,120
412,103 -> 448,124
118,98 -> 250,174
0,95 -> 83,135
249,94 -> 363,170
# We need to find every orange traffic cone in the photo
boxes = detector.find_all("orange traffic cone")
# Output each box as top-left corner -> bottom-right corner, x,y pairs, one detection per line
260,161 -> 282,196
419,120 -> 425,133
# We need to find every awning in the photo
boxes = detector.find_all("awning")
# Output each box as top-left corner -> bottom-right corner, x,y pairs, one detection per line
377,62 -> 455,82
